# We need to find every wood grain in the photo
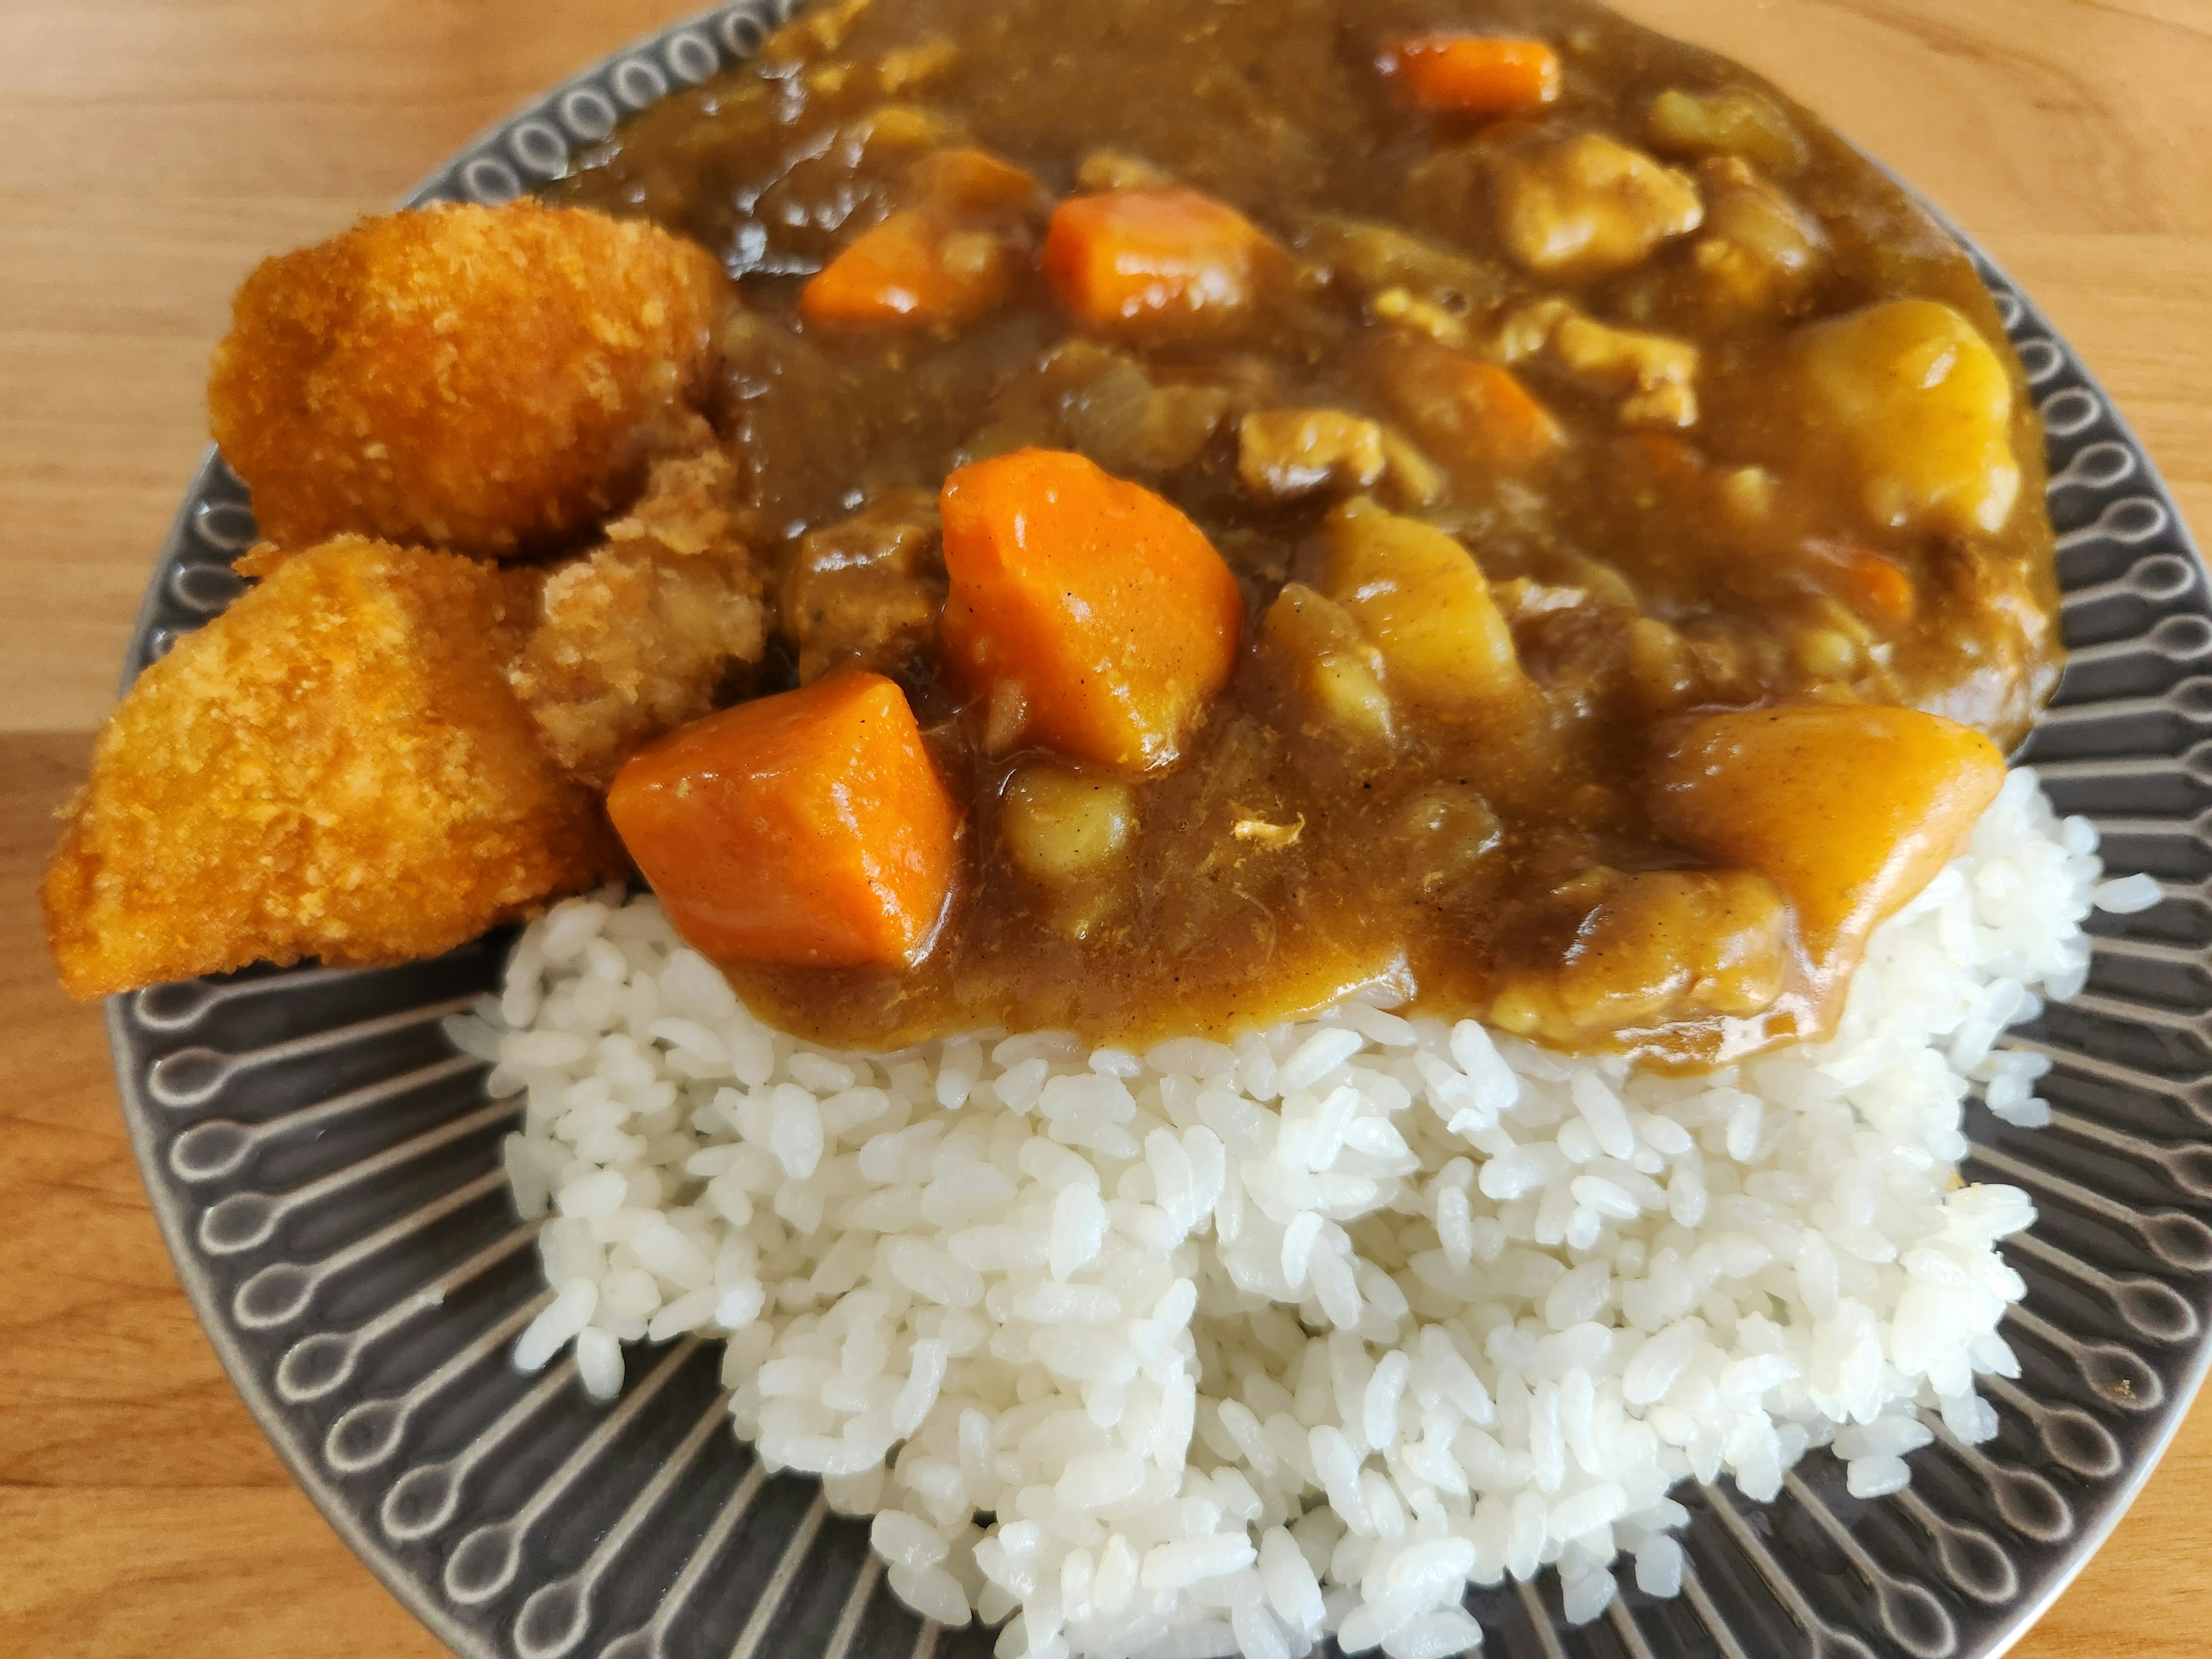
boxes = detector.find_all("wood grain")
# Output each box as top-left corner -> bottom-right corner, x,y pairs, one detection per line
0,1 -> 2205,1654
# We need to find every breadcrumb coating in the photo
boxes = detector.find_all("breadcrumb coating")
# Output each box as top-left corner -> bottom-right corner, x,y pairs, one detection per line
44,538 -> 623,999
507,427 -> 770,786
209,202 -> 728,557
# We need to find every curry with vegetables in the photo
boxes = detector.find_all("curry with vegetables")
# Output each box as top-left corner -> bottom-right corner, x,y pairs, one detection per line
46,0 -> 2061,1070
560,0 -> 2054,1061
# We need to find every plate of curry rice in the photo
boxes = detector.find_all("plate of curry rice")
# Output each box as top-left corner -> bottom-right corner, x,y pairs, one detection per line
64,2 -> 2212,1658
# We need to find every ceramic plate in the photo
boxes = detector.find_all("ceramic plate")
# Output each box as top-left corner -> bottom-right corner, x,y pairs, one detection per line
107,6 -> 2212,1656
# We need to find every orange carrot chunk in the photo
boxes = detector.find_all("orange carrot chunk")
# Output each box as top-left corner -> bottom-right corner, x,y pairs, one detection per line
1381,34 -> 1563,116
801,147 -> 1047,331
801,210 -> 1024,329
1043,187 -> 1283,338
607,672 -> 959,969
1434,356 -> 1563,468
1814,541 -> 1918,630
1377,334 -> 1565,474
908,146 -> 1050,217
940,449 -> 1244,770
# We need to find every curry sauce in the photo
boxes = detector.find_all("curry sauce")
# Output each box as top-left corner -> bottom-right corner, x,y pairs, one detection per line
556,0 -> 2059,1060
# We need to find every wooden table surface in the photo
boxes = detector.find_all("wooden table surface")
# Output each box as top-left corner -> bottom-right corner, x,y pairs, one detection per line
1,0 -> 2207,1652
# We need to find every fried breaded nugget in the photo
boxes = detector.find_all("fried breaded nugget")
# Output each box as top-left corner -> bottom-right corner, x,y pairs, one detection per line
506,429 -> 770,786
44,538 -> 623,999
209,202 -> 729,557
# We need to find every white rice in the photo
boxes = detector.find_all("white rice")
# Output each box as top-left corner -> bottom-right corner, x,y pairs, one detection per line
454,767 -> 2122,1659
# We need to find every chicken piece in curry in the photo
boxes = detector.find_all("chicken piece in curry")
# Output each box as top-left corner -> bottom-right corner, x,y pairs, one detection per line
50,0 -> 2061,1073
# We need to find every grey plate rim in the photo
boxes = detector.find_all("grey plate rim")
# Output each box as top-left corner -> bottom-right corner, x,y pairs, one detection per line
105,997 -> 495,1659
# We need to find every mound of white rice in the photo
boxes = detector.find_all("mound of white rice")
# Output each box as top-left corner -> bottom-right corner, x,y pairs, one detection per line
449,768 -> 2150,1659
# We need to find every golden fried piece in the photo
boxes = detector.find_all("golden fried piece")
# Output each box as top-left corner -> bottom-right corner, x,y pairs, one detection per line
506,430 -> 769,786
209,202 -> 729,557
44,539 -> 623,999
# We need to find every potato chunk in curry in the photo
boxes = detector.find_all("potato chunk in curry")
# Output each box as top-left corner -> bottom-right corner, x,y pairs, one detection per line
1002,764 -> 1138,881
1793,298 -> 2023,537
1650,704 -> 2006,974
1260,583 -> 1396,744
1647,86 -> 1808,177
1490,871 -> 1791,1048
1237,408 -> 1389,500
1322,498 -> 1528,717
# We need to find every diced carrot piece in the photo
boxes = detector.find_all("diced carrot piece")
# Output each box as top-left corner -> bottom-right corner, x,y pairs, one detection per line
908,146 -> 1049,217
1043,187 -> 1284,337
1616,430 -> 1703,490
1381,34 -> 1562,116
607,672 -> 959,969
1814,541 -> 1918,630
940,448 -> 1244,770
1449,358 -> 1565,465
801,146 -> 1047,331
800,208 -> 1024,329
1377,335 -> 1565,474
1649,704 -> 2003,967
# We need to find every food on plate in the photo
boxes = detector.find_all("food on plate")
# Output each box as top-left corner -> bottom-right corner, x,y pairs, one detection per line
505,428 -> 769,785
44,538 -> 619,998
1378,34 -> 1563,117
999,763 -> 1139,882
519,0 -> 2062,1056
1651,704 -> 2008,971
209,200 -> 728,556
1368,334 -> 1566,475
1317,497 -> 1529,718
477,775 -> 2111,1649
607,671 -> 960,969
938,447 -> 1245,770
1790,297 -> 2024,537
801,145 -> 1050,330
1043,187 -> 1289,338
52,0 -> 2137,1650
780,487 -> 948,684
1491,132 -> 1705,278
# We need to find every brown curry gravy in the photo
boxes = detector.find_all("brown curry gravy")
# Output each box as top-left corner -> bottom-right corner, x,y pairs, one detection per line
552,0 -> 2059,1060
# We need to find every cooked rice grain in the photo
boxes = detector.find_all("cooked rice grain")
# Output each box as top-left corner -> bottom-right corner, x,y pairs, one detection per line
457,767 -> 2116,1659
